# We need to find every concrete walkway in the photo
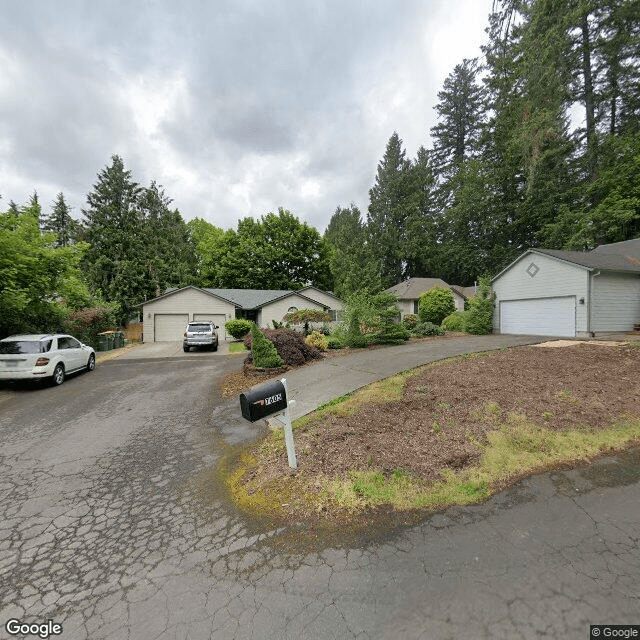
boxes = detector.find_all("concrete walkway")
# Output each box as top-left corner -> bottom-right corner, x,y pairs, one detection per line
265,334 -> 547,420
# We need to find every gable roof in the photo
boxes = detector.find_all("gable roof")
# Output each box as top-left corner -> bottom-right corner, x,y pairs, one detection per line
297,285 -> 343,304
533,248 -> 640,272
386,278 -> 465,300
493,242 -> 640,282
140,285 -> 338,309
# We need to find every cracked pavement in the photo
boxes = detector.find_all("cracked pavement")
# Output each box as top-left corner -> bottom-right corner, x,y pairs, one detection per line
0,350 -> 639,639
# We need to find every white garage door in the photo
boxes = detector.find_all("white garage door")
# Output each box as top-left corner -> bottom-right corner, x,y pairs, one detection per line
193,314 -> 227,340
500,297 -> 575,337
154,314 -> 188,341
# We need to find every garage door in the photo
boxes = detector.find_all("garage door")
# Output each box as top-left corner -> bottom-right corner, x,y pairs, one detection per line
193,314 -> 227,340
500,297 -> 575,337
154,314 -> 188,341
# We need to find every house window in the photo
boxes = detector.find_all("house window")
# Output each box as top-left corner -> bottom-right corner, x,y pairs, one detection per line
288,306 -> 298,313
413,300 -> 419,314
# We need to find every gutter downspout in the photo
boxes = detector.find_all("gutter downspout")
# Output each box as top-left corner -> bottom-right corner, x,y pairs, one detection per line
588,270 -> 601,337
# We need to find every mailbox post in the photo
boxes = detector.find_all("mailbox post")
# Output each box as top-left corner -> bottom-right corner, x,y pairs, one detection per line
239,377 -> 297,469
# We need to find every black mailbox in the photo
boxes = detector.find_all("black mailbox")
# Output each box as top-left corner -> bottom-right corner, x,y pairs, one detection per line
240,380 -> 287,422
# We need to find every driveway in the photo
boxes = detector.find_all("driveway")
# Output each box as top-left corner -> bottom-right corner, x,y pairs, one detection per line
1,337 -> 638,639
101,339 -> 237,360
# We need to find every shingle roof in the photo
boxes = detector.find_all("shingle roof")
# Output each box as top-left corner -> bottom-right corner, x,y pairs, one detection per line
386,278 -> 464,300
534,248 -> 640,272
592,237 -> 640,258
202,288 -> 292,308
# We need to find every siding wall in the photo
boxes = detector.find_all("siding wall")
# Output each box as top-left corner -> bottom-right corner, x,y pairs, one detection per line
493,253 -> 590,335
591,273 -> 640,332
258,295 -> 324,329
142,289 -> 235,342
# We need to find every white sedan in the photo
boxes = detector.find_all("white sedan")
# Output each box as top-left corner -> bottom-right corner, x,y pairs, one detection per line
0,334 -> 96,386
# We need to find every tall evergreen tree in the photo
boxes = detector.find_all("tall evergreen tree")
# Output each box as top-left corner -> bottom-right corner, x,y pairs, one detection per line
430,58 -> 485,181
82,155 -> 145,320
42,193 -> 81,247
367,132 -> 413,288
403,146 -> 441,279
139,182 -> 197,296
324,204 -> 381,298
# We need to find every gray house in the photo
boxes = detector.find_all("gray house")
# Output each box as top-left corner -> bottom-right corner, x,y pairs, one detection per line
386,278 -> 467,319
492,238 -> 640,337
140,286 -> 343,342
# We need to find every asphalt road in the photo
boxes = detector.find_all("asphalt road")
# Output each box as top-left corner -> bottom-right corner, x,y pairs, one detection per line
0,342 -> 639,640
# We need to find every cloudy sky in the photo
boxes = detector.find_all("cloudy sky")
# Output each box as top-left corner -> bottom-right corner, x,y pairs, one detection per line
0,0 -> 494,233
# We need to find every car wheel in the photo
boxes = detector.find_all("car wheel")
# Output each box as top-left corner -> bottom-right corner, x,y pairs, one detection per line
212,342 -> 218,352
183,345 -> 190,352
86,353 -> 96,372
52,363 -> 65,386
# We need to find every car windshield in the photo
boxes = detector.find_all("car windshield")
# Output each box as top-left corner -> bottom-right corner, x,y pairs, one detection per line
187,324 -> 212,332
0,340 -> 52,354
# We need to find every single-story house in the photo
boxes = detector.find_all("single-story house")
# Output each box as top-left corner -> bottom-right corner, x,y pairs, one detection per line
492,238 -> 640,337
386,278 -> 467,319
139,285 -> 343,342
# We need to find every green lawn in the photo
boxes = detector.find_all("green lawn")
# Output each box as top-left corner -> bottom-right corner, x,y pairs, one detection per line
228,342 -> 248,353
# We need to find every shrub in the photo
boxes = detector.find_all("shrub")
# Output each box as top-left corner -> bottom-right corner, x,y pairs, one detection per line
369,293 -> 410,345
402,314 -> 418,329
465,276 -> 495,335
412,321 -> 445,337
62,306 -> 118,349
327,336 -> 343,349
418,287 -> 456,325
244,328 -> 322,366
282,308 -> 332,335
248,324 -> 284,368
225,318 -> 253,340
441,311 -> 468,332
305,330 -> 328,351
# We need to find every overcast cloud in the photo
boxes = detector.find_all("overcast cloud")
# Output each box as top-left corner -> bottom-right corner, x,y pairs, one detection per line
0,0 -> 493,233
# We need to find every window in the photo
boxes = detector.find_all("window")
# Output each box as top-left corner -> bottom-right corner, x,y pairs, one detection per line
287,306 -> 298,313
413,300 -> 419,314
58,337 -> 80,350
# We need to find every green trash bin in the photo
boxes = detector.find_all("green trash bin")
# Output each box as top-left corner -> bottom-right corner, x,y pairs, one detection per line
97,334 -> 109,352
114,331 -> 124,348
106,334 -> 115,350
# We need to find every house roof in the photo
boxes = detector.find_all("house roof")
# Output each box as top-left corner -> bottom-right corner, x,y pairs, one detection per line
202,288 -> 331,309
140,285 -> 337,309
386,278 -> 465,300
592,237 -> 640,258
492,241 -> 640,282
297,285 -> 343,303
533,248 -> 640,272
450,285 -> 478,299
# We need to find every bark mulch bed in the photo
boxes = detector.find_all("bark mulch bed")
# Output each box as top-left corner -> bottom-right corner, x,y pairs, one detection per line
253,344 -> 640,485
219,333 -> 468,399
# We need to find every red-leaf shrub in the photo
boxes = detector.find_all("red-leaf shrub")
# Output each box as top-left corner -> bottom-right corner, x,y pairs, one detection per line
244,328 -> 322,366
